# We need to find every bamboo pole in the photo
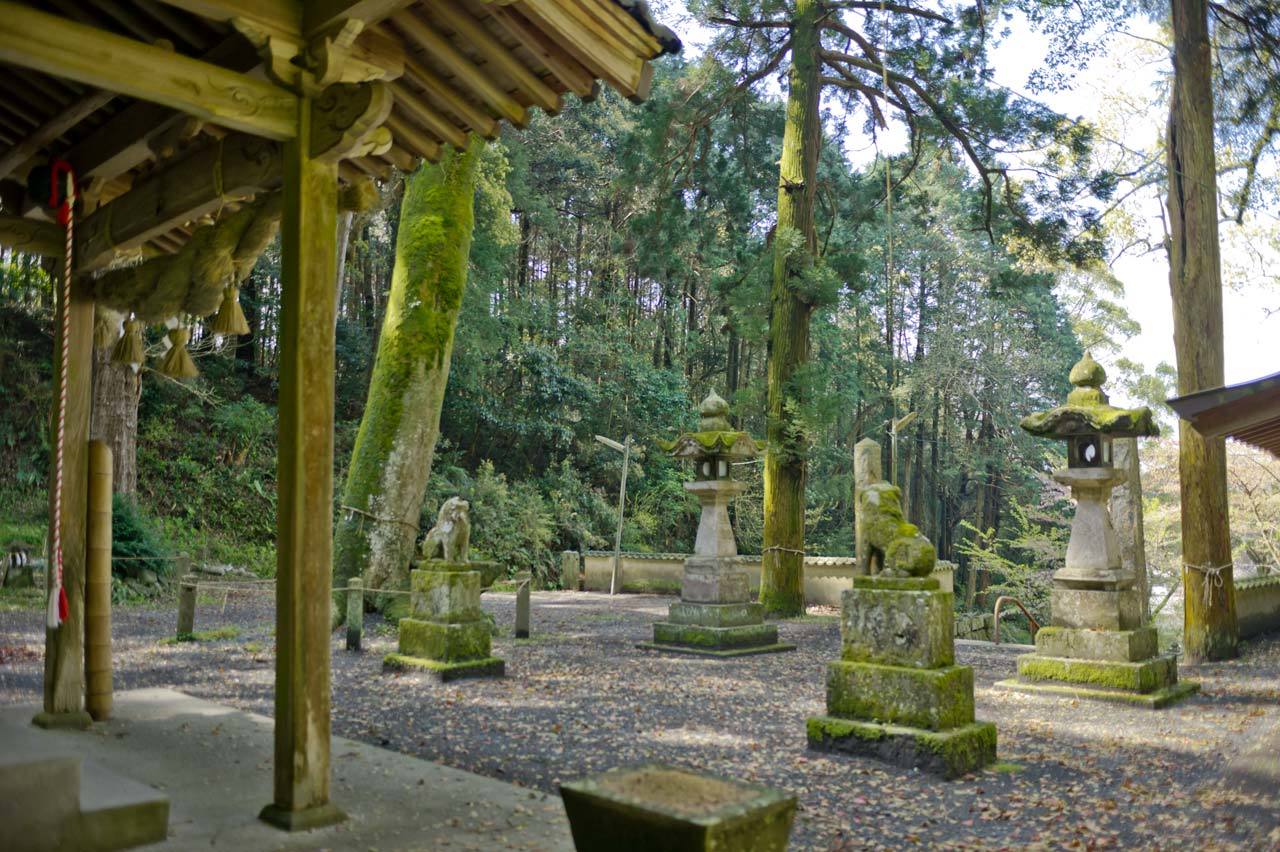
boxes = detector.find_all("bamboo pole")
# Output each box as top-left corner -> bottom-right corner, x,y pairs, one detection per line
84,439 -> 112,721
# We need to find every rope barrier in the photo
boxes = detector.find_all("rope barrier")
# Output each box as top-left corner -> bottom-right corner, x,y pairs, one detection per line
340,504 -> 419,533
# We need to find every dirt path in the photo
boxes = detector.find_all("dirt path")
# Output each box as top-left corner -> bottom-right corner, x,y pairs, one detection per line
3,590 -> 1278,850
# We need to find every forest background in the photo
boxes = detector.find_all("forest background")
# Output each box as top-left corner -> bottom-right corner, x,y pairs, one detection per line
1,0 -> 1277,642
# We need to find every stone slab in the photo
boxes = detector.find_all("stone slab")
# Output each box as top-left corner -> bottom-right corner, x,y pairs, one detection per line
851,576 -> 940,591
1051,586 -> 1143,630
410,568 -> 481,622
634,641 -> 797,659
996,678 -> 1200,709
652,621 -> 778,651
681,558 -> 751,604
398,618 -> 491,662
806,716 -> 997,780
1034,625 -> 1158,662
1016,653 -> 1178,693
0,688 -> 573,850
825,661 -> 975,731
667,601 -> 764,628
840,587 -> 953,668
383,654 -> 506,682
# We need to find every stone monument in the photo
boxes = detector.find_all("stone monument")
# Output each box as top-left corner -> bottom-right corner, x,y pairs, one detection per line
638,392 -> 794,657
807,440 -> 996,778
997,352 -> 1198,707
384,497 -> 505,681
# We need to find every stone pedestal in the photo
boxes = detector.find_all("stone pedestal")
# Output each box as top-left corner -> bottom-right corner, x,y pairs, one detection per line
997,471 -> 1198,708
384,561 -> 504,681
807,576 -> 996,779
639,480 -> 794,658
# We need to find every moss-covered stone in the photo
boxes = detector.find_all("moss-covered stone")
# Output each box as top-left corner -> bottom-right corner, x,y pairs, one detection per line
410,567 -> 481,622
996,677 -> 1200,708
559,764 -> 796,852
399,617 -> 491,661
653,621 -> 778,650
825,661 -> 975,731
668,601 -> 763,628
850,576 -> 940,591
1034,625 -> 1158,662
1016,653 -> 1178,693
806,716 -> 997,779
839,587 -> 953,668
383,653 -> 505,682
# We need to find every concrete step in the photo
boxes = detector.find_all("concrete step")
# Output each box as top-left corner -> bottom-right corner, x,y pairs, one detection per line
78,759 -> 169,852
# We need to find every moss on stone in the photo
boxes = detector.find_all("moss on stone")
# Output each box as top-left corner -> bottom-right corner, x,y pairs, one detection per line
653,621 -> 778,650
826,661 -> 975,730
399,616 -> 491,661
806,716 -> 996,779
997,677 -> 1200,709
1016,653 -> 1177,692
383,653 -> 505,681
913,722 -> 998,778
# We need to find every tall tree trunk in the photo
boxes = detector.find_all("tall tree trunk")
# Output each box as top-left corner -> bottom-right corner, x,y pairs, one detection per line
1167,0 -> 1237,661
236,269 -> 260,374
332,140 -> 483,620
90,341 -> 138,495
761,0 -> 821,616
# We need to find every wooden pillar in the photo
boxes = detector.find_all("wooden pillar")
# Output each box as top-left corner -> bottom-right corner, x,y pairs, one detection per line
84,440 -> 112,721
260,93 -> 345,832
345,578 -> 363,652
34,274 -> 94,731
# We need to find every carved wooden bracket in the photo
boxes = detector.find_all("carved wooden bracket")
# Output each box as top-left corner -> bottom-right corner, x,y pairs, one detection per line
311,82 -> 393,163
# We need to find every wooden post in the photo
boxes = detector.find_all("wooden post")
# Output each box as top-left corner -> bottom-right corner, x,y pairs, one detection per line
34,272 -> 93,731
515,571 -> 531,639
260,93 -> 345,832
84,440 -> 113,721
345,578 -> 363,652
176,577 -> 196,639
610,435 -> 632,596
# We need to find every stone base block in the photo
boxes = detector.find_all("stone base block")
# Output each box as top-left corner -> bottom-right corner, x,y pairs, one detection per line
851,576 -> 940,591
806,716 -> 997,780
398,618 -> 491,662
259,801 -> 347,831
383,654 -> 506,682
826,661 -> 974,731
1016,653 -> 1178,693
1051,586 -> 1142,630
1034,625 -> 1158,662
635,641 -> 796,658
681,559 -> 752,604
996,678 -> 1200,709
839,585 -> 953,668
410,568 -> 481,622
668,601 -> 763,628
652,621 -> 778,651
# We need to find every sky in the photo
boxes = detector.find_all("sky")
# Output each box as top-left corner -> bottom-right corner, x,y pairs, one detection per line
657,3 -> 1280,392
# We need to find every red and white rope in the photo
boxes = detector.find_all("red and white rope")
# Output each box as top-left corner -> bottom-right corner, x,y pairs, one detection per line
47,165 -> 74,629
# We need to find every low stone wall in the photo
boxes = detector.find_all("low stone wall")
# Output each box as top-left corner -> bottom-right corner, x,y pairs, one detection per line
1237,574 -> 1280,639
575,551 -> 954,608
954,613 -> 995,641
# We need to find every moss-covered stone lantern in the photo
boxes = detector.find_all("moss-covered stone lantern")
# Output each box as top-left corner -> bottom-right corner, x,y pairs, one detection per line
638,392 -> 793,657
999,353 -> 1197,708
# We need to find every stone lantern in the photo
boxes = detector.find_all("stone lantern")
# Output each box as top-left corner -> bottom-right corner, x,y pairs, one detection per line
639,392 -> 794,657
999,352 -> 1198,707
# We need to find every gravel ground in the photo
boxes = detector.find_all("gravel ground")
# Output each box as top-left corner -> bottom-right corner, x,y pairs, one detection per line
3,589 -> 1279,850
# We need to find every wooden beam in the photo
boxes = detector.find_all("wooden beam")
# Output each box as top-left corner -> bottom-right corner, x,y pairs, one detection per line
260,92 -> 345,833
517,0 -> 649,101
33,273 -> 94,731
430,0 -> 561,113
0,214 -> 64,256
304,0 -> 413,36
384,111 -> 442,162
486,4 -> 596,97
390,82 -> 467,149
153,0 -> 301,35
389,9 -> 527,126
394,46 -> 500,139
61,34 -> 262,183
0,2 -> 297,140
0,92 -> 116,181
77,134 -> 283,269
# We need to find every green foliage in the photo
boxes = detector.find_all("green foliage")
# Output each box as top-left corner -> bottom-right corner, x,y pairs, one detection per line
111,494 -> 173,580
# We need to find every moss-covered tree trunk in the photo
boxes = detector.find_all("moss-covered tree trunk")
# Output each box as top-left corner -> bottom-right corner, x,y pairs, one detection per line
1166,0 -> 1237,661
760,0 -> 822,617
333,139 -> 482,619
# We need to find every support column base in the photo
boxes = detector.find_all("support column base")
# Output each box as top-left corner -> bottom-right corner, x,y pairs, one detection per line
258,801 -> 347,832
32,710 -> 93,730
806,716 -> 997,780
995,677 -> 1200,709
383,653 -> 505,682
641,618 -> 794,658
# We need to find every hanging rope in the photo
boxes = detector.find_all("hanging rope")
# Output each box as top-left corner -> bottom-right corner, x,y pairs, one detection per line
48,160 -> 76,630
1185,562 -> 1231,609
